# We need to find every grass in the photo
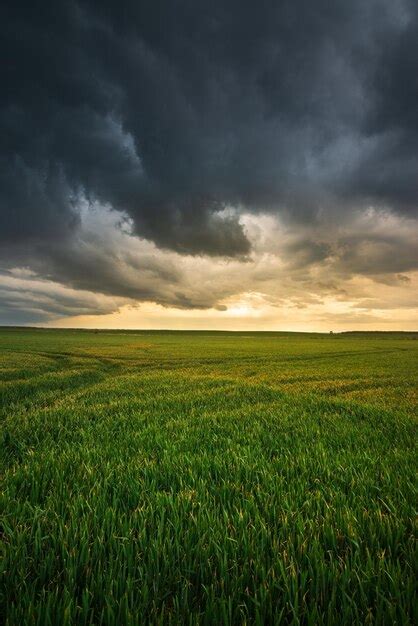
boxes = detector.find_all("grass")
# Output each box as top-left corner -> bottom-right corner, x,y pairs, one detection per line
1,328 -> 417,625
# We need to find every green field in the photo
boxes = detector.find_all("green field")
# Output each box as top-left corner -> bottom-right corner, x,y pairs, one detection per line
1,329 -> 417,625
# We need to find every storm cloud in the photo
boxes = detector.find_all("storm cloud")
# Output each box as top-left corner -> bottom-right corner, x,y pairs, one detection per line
0,0 -> 417,325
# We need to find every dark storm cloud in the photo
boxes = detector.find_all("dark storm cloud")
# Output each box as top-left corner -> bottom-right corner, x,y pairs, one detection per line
1,0 -> 418,325
1,0 -> 417,258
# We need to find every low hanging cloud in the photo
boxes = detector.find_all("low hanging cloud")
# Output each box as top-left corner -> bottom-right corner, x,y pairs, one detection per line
0,0 -> 417,324
0,206 -> 417,326
0,268 -> 128,325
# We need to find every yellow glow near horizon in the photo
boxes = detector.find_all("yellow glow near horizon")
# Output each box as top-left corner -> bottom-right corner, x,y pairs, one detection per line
47,295 -> 418,332
3,211 -> 417,332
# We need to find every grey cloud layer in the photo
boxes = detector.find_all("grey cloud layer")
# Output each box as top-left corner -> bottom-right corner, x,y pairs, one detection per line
1,207 -> 417,323
1,0 -> 417,323
2,1 -> 417,253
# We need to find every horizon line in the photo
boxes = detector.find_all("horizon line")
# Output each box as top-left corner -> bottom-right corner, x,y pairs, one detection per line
1,325 -> 417,335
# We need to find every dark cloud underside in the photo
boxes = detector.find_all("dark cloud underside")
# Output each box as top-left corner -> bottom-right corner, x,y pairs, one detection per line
2,1 -> 417,253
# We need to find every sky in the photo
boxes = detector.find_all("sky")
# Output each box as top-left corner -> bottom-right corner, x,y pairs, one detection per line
1,0 -> 417,331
